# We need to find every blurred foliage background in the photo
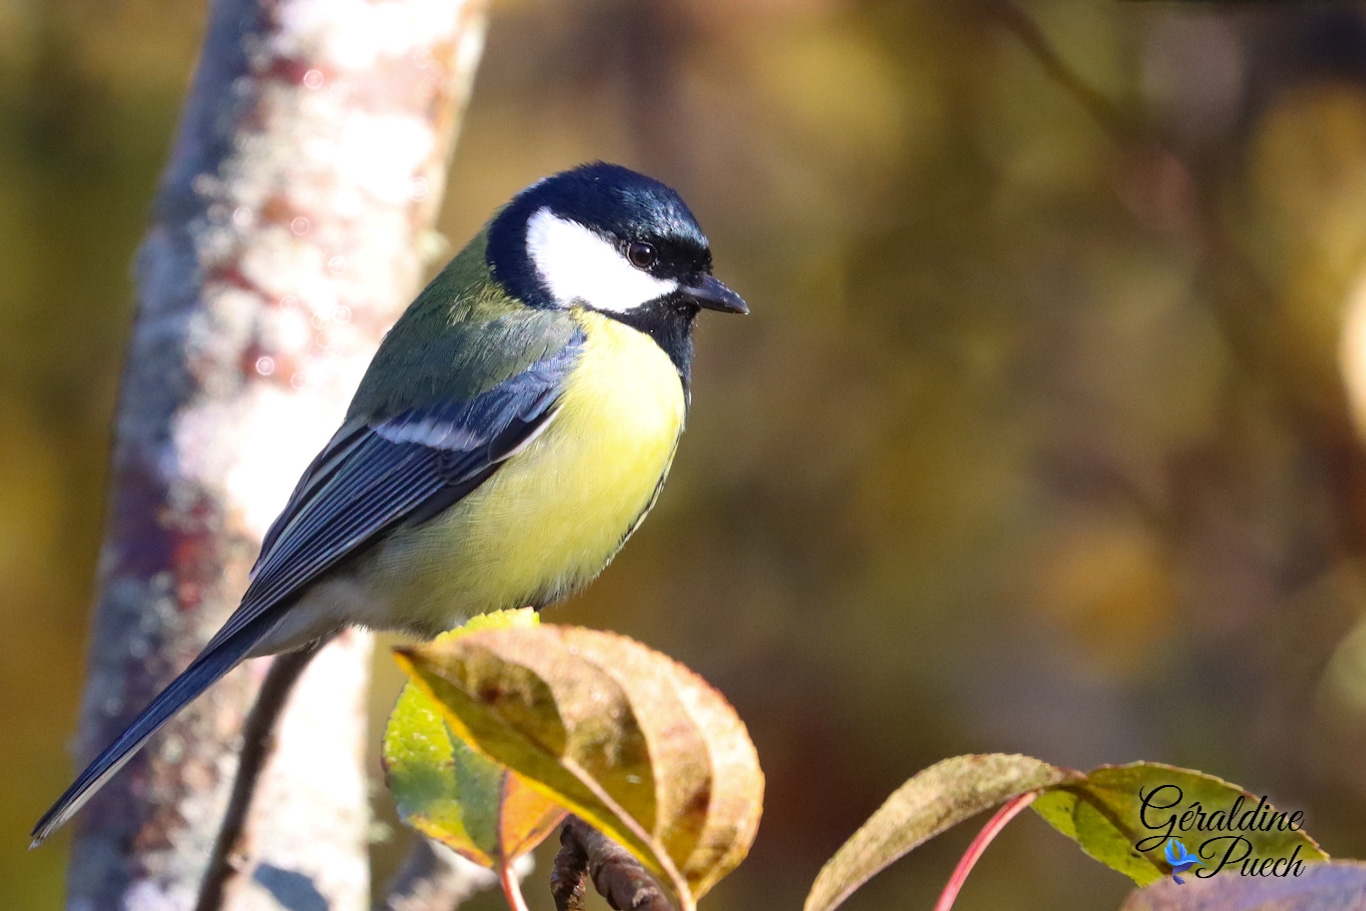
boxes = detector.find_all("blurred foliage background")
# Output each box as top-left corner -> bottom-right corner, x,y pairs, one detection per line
6,0 -> 1366,908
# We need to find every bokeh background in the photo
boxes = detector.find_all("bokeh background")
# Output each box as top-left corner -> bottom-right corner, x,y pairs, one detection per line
6,0 -> 1366,908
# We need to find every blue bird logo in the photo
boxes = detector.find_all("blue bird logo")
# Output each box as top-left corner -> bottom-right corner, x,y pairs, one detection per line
1163,838 -> 1205,884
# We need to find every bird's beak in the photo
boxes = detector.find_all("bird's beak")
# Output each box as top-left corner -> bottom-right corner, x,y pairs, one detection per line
681,275 -> 748,314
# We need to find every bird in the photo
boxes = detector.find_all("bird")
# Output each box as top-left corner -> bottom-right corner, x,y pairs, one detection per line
32,162 -> 747,845
1163,839 -> 1205,884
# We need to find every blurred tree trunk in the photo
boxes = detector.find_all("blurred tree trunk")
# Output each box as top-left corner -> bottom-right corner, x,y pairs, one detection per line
64,0 -> 488,908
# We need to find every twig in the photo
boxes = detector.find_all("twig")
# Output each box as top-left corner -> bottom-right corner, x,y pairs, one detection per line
195,641 -> 327,911
377,837 -> 500,911
933,792 -> 1039,911
557,817 -> 675,911
550,824 -> 590,911
980,0 -> 1142,145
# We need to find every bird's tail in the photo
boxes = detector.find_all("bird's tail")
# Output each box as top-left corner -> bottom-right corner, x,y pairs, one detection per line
30,613 -> 278,847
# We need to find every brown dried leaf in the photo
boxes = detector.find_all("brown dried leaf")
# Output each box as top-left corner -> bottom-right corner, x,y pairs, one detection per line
394,625 -> 764,911
804,753 -> 1080,911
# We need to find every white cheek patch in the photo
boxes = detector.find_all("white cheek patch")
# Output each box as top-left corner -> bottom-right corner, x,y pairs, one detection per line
525,207 -> 678,313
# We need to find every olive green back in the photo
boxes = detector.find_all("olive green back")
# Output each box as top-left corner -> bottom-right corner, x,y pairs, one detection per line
348,229 -> 578,419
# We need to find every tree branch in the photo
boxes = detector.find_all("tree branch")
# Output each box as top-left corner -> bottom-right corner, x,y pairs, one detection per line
63,0 -> 490,908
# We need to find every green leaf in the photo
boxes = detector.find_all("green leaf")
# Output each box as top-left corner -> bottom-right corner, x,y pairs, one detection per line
1032,763 -> 1328,886
393,624 -> 764,911
1119,859 -> 1366,910
803,753 -> 1081,911
382,608 -> 567,869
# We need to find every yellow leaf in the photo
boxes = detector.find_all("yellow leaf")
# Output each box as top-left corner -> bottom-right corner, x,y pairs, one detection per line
382,608 -> 567,869
1033,763 -> 1328,886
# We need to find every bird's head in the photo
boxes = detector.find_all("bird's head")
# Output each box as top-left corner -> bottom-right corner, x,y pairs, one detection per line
486,162 -> 747,320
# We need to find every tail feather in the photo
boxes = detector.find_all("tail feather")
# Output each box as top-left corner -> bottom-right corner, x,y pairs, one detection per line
30,614 -> 278,847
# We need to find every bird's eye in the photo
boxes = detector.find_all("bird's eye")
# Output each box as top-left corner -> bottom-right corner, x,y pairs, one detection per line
626,241 -> 657,269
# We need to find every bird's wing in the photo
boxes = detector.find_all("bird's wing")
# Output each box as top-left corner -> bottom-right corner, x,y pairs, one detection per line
29,345 -> 581,846
30,331 -> 585,844
32,243 -> 586,846
30,334 -> 584,845
204,334 -> 583,652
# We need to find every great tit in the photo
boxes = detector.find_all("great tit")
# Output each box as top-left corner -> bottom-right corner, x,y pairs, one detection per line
33,162 -> 747,845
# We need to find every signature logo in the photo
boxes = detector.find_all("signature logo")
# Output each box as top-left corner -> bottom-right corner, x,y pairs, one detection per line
1163,838 -> 1204,884
1135,785 -> 1308,881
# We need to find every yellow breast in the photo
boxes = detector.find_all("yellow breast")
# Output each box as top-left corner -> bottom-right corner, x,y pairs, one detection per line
366,308 -> 687,630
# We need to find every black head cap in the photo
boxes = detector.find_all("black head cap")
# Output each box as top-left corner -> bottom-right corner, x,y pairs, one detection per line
486,162 -> 715,309
485,163 -> 746,392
